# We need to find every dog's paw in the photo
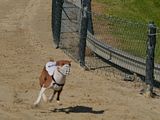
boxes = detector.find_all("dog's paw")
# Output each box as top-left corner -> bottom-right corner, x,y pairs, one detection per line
31,103 -> 39,109
57,101 -> 62,106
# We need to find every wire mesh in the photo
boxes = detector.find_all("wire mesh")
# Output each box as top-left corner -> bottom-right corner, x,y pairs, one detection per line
90,12 -> 148,60
155,27 -> 160,64
60,0 -> 81,61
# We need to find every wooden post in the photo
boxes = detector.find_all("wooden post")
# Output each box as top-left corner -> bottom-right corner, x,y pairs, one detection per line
52,0 -> 56,34
79,0 -> 89,67
144,22 -> 156,97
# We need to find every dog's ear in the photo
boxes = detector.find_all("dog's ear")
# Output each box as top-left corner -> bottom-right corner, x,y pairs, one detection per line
49,58 -> 54,62
56,60 -> 72,66
69,60 -> 71,66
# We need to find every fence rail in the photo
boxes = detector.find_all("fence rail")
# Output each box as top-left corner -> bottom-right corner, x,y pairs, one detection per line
87,32 -> 160,81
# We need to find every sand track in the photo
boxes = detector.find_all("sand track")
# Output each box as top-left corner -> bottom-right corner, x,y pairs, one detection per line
0,0 -> 160,120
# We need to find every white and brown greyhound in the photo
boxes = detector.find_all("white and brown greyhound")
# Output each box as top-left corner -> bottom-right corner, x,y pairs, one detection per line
34,60 -> 71,107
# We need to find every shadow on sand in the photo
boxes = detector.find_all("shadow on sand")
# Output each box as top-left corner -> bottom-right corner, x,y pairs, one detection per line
50,105 -> 106,114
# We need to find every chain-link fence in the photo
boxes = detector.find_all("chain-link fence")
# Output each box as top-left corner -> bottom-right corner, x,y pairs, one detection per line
91,13 -> 148,59
60,1 -> 80,61
155,27 -> 160,64
52,0 -> 160,88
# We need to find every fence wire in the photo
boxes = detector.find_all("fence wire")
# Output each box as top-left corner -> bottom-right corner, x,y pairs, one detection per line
85,10 -> 148,78
60,1 -> 80,61
155,27 -> 160,64
90,12 -> 148,59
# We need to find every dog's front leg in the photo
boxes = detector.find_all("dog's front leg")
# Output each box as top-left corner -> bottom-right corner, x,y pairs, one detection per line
57,89 -> 62,104
34,87 -> 46,106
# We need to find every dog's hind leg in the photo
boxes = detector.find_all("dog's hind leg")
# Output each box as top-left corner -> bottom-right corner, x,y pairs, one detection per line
42,93 -> 48,103
34,87 -> 46,106
48,90 -> 56,102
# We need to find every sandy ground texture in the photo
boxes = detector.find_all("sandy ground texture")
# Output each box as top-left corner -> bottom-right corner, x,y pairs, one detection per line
0,0 -> 160,120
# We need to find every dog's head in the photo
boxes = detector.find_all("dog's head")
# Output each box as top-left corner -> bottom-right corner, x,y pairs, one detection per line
58,64 -> 71,76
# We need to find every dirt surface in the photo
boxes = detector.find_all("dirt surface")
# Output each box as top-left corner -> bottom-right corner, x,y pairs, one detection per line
0,0 -> 160,120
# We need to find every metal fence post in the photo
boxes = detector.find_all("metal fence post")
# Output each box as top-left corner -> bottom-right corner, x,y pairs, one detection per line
52,0 -> 64,48
144,22 -> 157,96
87,0 -> 94,34
79,0 -> 89,67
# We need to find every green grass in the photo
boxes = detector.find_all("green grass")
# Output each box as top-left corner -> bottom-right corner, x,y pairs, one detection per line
92,0 -> 160,63
93,0 -> 160,26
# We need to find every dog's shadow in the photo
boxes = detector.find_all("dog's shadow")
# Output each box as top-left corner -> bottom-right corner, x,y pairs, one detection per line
50,105 -> 106,114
